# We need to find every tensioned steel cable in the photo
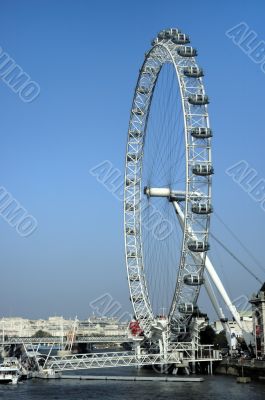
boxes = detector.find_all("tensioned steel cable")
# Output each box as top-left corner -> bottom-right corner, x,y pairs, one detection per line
214,211 -> 265,275
209,230 -> 262,284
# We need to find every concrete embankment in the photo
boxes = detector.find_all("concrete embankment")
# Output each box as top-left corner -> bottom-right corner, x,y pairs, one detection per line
215,359 -> 265,382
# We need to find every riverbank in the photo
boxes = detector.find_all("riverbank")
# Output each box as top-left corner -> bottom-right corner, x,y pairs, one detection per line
215,358 -> 265,382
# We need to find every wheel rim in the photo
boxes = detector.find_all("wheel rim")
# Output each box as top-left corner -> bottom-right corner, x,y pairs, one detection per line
124,28 -> 212,340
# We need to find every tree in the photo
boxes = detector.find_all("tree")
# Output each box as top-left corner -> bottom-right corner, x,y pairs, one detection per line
213,330 -> 228,349
200,326 -> 216,345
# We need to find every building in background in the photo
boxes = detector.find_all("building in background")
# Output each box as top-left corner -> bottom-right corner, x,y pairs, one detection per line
250,283 -> 265,358
211,310 -> 253,339
0,316 -> 128,338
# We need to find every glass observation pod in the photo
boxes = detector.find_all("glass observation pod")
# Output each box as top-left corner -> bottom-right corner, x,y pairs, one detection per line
188,94 -> 209,105
183,274 -> 204,286
172,33 -> 190,45
220,317 -> 228,323
151,38 -> 161,45
137,86 -> 150,95
192,164 -> 214,176
178,303 -> 197,314
183,66 -> 204,78
127,153 -> 140,163
188,240 -> 210,252
125,203 -> 138,212
191,203 -> 213,214
158,28 -> 181,39
132,107 -> 145,116
126,227 -> 136,235
129,130 -> 143,139
177,46 -> 197,57
190,127 -> 212,139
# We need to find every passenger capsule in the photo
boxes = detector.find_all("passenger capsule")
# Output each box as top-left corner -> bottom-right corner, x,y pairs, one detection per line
178,303 -> 197,314
192,164 -> 214,176
126,227 -> 136,235
151,38 -> 161,46
220,318 -> 228,323
137,86 -> 150,95
177,46 -> 197,57
183,66 -> 204,78
183,274 -> 204,286
127,153 -> 140,163
188,94 -> 209,105
172,33 -> 190,44
157,31 -> 166,39
188,240 -> 210,252
158,28 -> 181,39
190,127 -> 212,139
132,107 -> 144,116
191,203 -> 213,214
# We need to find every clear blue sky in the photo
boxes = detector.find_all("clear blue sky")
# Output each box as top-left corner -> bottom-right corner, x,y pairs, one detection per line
0,0 -> 264,320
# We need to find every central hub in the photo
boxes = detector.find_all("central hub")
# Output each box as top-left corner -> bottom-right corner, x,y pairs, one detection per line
144,187 -> 202,202
144,187 -> 171,197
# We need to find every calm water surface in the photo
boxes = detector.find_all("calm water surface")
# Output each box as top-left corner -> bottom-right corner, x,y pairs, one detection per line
0,368 -> 264,399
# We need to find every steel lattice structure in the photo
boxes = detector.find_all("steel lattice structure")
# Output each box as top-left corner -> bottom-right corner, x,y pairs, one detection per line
44,346 -> 221,372
124,28 -> 213,344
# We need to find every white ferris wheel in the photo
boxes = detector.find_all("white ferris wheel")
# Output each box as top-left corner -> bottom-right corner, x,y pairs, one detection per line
124,28 -> 213,344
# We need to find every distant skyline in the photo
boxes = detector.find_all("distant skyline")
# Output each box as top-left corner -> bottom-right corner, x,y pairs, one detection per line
0,0 -> 264,321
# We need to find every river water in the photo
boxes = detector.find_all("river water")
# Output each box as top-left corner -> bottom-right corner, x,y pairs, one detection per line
0,367 -> 264,400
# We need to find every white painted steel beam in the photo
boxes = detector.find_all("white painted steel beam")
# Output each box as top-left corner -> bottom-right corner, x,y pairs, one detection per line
172,200 -> 244,331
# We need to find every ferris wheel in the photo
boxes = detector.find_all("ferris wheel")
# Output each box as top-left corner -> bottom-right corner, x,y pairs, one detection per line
124,28 -> 213,342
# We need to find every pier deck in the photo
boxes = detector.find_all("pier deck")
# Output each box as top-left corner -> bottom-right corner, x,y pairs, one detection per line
61,375 -> 204,382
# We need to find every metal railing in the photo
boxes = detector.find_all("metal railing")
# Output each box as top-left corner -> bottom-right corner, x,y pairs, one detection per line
0,335 -> 134,345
